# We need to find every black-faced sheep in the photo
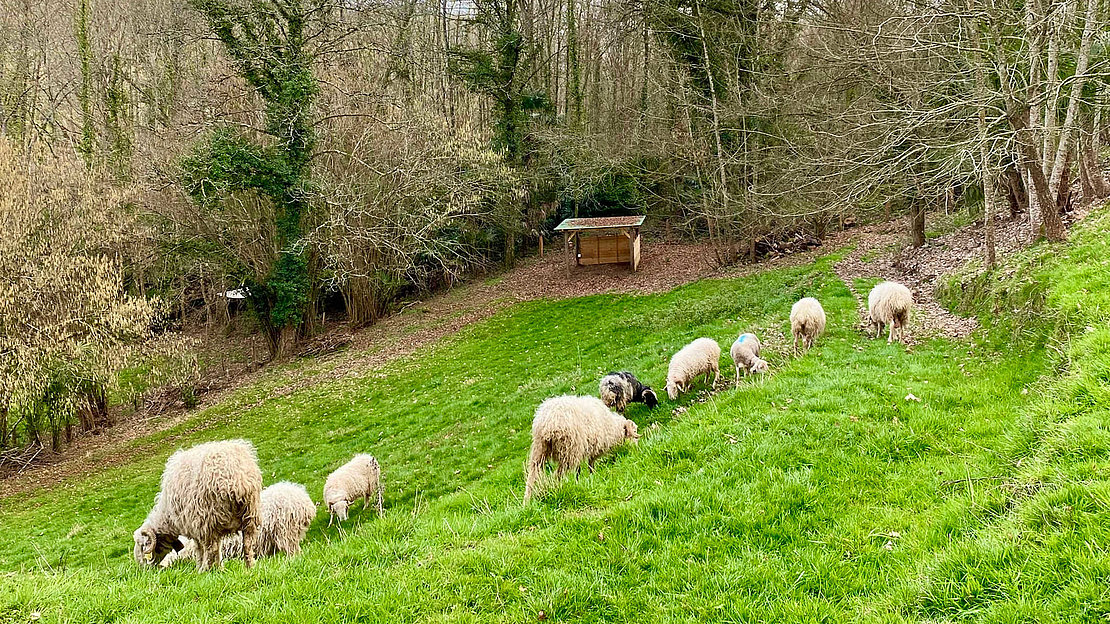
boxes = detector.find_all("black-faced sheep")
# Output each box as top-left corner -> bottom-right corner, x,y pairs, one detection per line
790,297 -> 827,354
162,481 -> 316,567
665,338 -> 721,400
867,281 -> 913,343
730,333 -> 769,386
134,439 -> 262,571
524,395 -> 638,502
599,372 -> 659,412
323,454 -> 383,524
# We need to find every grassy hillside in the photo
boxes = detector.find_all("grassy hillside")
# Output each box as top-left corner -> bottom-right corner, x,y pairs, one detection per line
1,215 -> 1108,622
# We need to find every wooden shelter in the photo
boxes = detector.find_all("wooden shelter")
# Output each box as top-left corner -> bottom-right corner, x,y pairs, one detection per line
554,216 -> 645,273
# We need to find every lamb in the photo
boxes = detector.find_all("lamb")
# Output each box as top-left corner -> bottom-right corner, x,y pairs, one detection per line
161,481 -> 316,567
133,439 -> 262,571
664,338 -> 721,400
524,395 -> 639,502
867,281 -> 914,343
599,372 -> 659,412
790,297 -> 827,354
730,333 -> 769,386
323,454 -> 384,524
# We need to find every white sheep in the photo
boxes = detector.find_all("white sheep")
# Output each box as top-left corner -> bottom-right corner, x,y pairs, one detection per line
161,481 -> 316,567
868,281 -> 913,343
790,297 -> 827,354
730,333 -> 769,386
524,395 -> 638,502
255,481 -> 316,556
323,454 -> 383,524
133,439 -> 262,571
599,371 -> 659,412
665,338 -> 721,400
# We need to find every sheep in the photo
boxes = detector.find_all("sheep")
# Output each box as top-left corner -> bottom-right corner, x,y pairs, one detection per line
255,481 -> 316,556
790,297 -> 827,354
161,481 -> 316,567
664,338 -> 721,400
323,454 -> 383,524
599,372 -> 659,413
730,333 -> 769,386
523,395 -> 638,502
133,439 -> 262,571
867,281 -> 914,343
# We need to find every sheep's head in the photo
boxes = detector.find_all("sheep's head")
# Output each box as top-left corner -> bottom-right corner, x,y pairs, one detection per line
751,359 -> 770,375
329,500 -> 350,522
133,526 -> 183,567
641,388 -> 659,408
665,380 -> 678,401
623,420 -> 640,444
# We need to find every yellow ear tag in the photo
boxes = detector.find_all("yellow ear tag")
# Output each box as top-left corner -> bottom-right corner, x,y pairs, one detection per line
145,553 -> 153,562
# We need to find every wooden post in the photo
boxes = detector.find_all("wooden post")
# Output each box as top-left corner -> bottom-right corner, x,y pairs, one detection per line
632,228 -> 641,271
564,232 -> 571,276
539,236 -> 544,258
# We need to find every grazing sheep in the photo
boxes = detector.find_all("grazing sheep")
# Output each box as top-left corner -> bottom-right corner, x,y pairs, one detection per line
134,439 -> 262,571
323,454 -> 383,524
790,297 -> 827,354
730,333 -> 769,386
162,481 -> 316,567
524,395 -> 638,502
868,281 -> 914,343
255,481 -> 316,556
665,338 -> 721,400
599,372 -> 659,412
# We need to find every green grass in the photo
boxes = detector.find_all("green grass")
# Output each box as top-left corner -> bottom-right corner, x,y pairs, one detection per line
2,218 -> 1110,622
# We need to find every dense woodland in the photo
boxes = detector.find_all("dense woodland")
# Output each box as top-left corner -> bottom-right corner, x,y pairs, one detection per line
1,0 -> 1108,453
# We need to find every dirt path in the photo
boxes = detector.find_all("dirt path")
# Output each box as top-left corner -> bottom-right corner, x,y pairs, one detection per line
832,215 -> 1036,342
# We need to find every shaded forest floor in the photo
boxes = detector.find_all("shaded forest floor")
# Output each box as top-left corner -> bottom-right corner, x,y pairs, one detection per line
0,210 -> 1064,497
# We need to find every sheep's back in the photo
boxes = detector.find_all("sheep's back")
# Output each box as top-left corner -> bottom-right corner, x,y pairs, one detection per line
791,298 -> 826,331
158,440 -> 261,537
868,282 -> 913,321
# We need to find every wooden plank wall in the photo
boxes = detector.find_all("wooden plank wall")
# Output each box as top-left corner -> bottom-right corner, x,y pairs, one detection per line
578,234 -> 631,265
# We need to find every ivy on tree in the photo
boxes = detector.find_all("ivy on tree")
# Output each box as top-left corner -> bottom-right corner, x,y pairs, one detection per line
182,0 -> 318,356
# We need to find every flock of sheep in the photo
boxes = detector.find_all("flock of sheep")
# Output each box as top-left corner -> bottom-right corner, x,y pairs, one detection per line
132,280 -> 913,571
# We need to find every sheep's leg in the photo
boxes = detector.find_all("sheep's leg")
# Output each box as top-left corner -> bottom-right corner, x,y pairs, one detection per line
711,365 -> 720,387
241,524 -> 258,570
887,323 -> 895,344
376,483 -> 384,517
198,539 -> 218,572
734,365 -> 740,388
588,457 -> 597,474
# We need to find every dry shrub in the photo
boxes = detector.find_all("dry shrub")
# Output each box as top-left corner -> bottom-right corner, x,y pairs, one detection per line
0,138 -> 158,450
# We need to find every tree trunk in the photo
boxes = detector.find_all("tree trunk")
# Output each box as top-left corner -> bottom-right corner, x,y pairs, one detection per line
1004,167 -> 1029,219
1010,108 -> 1067,241
695,0 -> 730,239
970,0 -> 997,268
1056,148 -> 1074,217
911,201 -> 926,248
1049,0 -> 1098,199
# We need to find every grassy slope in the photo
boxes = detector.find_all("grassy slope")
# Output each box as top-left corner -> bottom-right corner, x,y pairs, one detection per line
0,218 -> 1107,622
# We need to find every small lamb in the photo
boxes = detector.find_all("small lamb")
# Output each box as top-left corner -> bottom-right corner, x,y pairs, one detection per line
730,333 -> 769,386
323,454 -> 384,524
